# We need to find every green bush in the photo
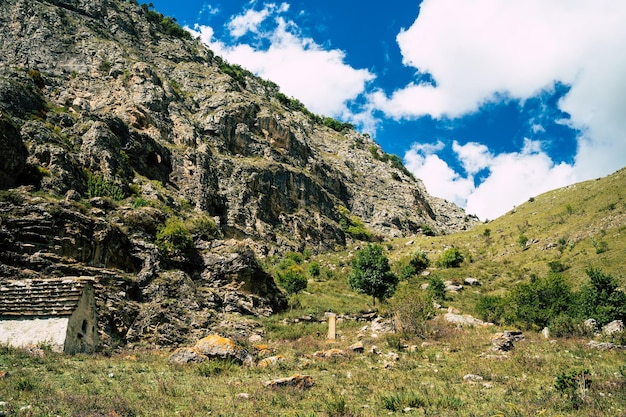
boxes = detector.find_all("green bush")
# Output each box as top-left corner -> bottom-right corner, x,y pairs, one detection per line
156,216 -> 194,258
427,276 -> 446,302
436,248 -> 464,268
187,214 -> 219,241
308,262 -> 321,278
577,267 -> 626,327
277,268 -> 308,295
505,273 -> 573,329
475,295 -> 507,324
338,205 -> 374,241
86,172 -> 125,201
349,243 -> 398,305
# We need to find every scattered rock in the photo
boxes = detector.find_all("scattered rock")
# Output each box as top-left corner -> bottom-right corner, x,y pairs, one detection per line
584,319 -> 598,332
313,348 -> 346,358
236,393 -> 250,400
248,334 -> 262,343
463,374 -> 484,382
444,313 -> 492,327
491,331 -> 523,352
542,327 -> 550,339
263,374 -> 314,389
349,341 -> 364,353
602,320 -> 624,335
369,345 -> 381,355
444,281 -> 463,292
383,351 -> 400,361
257,355 -> 286,368
586,340 -> 625,350
253,344 -> 273,357
463,278 -> 481,286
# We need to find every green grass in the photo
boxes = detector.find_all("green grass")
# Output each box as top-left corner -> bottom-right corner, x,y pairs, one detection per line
1,324 -> 624,416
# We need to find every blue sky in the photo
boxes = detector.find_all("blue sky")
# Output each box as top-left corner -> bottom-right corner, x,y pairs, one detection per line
149,0 -> 626,220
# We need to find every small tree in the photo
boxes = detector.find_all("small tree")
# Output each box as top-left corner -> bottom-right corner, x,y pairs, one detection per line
349,244 -> 398,305
277,268 -> 308,295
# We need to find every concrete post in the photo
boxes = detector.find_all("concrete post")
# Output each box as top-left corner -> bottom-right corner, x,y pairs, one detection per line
327,313 -> 336,340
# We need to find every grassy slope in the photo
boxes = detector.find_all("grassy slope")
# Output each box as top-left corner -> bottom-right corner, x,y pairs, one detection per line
1,169 -> 625,416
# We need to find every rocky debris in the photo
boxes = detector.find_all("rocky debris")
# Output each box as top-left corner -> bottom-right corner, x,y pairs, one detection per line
236,393 -> 250,400
263,374 -> 314,390
586,340 -> 625,350
584,319 -> 598,333
463,278 -> 481,286
444,312 -> 492,327
369,345 -> 381,355
463,374 -> 484,383
349,341 -> 364,353
257,355 -> 286,368
313,348 -> 346,359
194,334 -> 254,366
253,344 -> 273,357
491,330 -> 524,352
602,320 -> 624,335
444,281 -> 464,292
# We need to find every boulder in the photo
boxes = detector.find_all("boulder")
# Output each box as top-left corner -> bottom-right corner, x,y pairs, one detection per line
444,312 -> 492,327
349,341 -> 364,353
313,348 -> 346,359
193,334 -> 254,366
602,320 -> 624,335
263,374 -> 314,389
491,330 -> 523,352
463,278 -> 481,286
168,347 -> 207,365
257,355 -> 286,368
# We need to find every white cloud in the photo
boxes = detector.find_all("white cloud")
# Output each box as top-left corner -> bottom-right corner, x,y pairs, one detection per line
390,0 -> 626,218
405,139 -> 577,220
188,4 -> 374,119
404,141 -> 475,209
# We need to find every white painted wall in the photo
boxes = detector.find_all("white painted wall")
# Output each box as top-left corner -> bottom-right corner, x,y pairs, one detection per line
0,317 -> 69,352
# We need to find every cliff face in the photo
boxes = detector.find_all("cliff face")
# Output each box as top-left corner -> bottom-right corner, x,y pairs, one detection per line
0,0 -> 477,348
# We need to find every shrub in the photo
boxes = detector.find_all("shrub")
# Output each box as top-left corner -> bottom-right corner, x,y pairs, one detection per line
505,273 -> 573,329
156,216 -> 194,258
436,248 -> 464,268
86,172 -> 125,201
390,292 -> 436,338
338,205 -> 374,241
277,268 -> 308,295
577,267 -> 626,327
427,276 -> 446,302
348,244 -> 398,305
475,295 -> 507,324
187,214 -> 219,241
308,261 -> 321,278
409,250 -> 430,275
555,369 -> 591,410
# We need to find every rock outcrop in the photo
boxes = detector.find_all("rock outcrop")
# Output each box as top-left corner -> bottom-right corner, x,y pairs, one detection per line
0,0 -> 478,348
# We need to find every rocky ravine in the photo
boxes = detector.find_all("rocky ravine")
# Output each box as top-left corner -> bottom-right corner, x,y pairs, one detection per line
0,0 -> 478,349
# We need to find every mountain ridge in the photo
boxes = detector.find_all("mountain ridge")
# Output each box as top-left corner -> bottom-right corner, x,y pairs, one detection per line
0,0 -> 476,348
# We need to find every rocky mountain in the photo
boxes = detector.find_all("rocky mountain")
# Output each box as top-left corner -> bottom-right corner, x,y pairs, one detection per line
0,0 -> 477,348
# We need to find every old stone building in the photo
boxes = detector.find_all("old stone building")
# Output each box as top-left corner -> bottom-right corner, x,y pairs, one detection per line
0,277 -> 98,353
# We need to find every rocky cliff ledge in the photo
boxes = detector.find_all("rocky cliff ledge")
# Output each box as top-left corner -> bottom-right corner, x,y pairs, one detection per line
0,0 -> 477,348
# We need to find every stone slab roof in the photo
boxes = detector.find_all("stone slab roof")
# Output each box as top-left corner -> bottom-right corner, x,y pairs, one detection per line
0,278 -> 94,317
